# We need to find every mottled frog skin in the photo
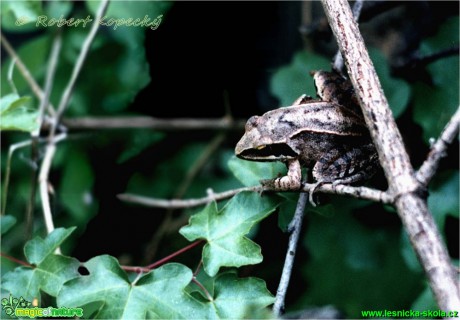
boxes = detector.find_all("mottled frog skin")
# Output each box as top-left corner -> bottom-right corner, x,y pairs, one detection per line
235,71 -> 378,192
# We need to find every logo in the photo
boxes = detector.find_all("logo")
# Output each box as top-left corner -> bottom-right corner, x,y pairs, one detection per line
1,295 -> 83,318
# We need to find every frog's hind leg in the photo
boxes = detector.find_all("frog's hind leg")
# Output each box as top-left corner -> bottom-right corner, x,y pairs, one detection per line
313,144 -> 378,183
311,144 -> 378,202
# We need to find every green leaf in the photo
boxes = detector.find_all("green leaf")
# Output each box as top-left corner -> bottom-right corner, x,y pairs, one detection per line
298,201 -> 423,317
205,272 -> 275,318
44,1 -> 73,19
180,191 -> 279,276
1,36 -> 51,97
2,255 -> 80,302
81,1 -> 172,114
428,170 -> 459,229
270,51 -> 330,106
1,0 -> 43,32
86,0 -> 170,48
413,17 -> 459,141
0,215 -> 16,235
0,94 -> 38,132
59,150 -> 97,224
127,144 -> 241,200
277,195 -> 298,232
270,48 -> 410,117
117,131 -> 165,163
369,47 -> 410,118
227,156 -> 287,187
58,256 -> 205,319
411,285 -> 437,310
25,227 -> 76,265
2,228 -> 80,302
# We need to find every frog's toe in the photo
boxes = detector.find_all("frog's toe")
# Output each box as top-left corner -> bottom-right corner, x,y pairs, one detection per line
308,181 -> 326,207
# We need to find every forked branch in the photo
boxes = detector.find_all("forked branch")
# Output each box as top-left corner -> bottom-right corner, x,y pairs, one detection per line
321,0 -> 459,312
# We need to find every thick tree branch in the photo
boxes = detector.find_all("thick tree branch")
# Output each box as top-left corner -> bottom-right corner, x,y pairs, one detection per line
321,0 -> 459,312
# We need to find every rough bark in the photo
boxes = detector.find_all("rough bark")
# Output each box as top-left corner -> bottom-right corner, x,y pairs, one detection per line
321,0 -> 460,313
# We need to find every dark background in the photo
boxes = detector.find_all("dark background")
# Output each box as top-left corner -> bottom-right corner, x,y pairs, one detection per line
70,1 -> 459,306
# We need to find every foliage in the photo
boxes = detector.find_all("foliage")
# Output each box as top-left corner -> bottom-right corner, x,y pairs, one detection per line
413,17 -> 459,141
0,94 -> 38,132
1,1 -> 458,319
180,192 -> 278,277
2,228 -> 80,303
3,220 -> 275,318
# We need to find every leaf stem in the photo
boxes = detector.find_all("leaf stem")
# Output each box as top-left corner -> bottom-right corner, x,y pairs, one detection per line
145,240 -> 204,270
0,252 -> 33,268
193,260 -> 203,277
121,266 -> 151,273
192,277 -> 213,302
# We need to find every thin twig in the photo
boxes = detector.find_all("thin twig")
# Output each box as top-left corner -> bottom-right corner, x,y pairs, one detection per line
118,183 -> 391,209
416,107 -> 460,186
273,189 -> 308,317
50,0 -> 110,136
119,186 -> 260,209
35,32 -> 62,137
38,144 -> 57,235
26,33 -> 63,241
37,0 -> 109,241
7,58 -> 18,95
59,116 -> 246,131
2,141 -> 33,215
393,46 -> 459,76
0,32 -> 56,116
37,134 -> 67,235
1,32 -> 45,105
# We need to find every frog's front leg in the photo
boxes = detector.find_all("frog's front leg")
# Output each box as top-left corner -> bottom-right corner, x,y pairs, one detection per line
261,159 -> 302,190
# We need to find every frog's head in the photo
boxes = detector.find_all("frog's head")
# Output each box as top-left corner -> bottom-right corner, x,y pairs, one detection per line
235,115 -> 298,161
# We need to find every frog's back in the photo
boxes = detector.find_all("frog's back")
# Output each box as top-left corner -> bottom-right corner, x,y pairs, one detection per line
263,102 -> 369,139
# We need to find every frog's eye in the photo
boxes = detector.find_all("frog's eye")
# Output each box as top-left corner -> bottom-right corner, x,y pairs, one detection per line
256,145 -> 266,150
246,116 -> 259,130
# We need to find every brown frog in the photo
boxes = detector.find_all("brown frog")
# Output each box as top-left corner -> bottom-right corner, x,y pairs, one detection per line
235,71 -> 378,203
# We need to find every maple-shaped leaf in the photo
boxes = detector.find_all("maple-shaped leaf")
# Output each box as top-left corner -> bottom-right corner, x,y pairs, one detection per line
204,272 -> 275,318
57,255 -> 205,319
2,227 -> 80,303
24,227 -> 76,265
179,191 -> 279,276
